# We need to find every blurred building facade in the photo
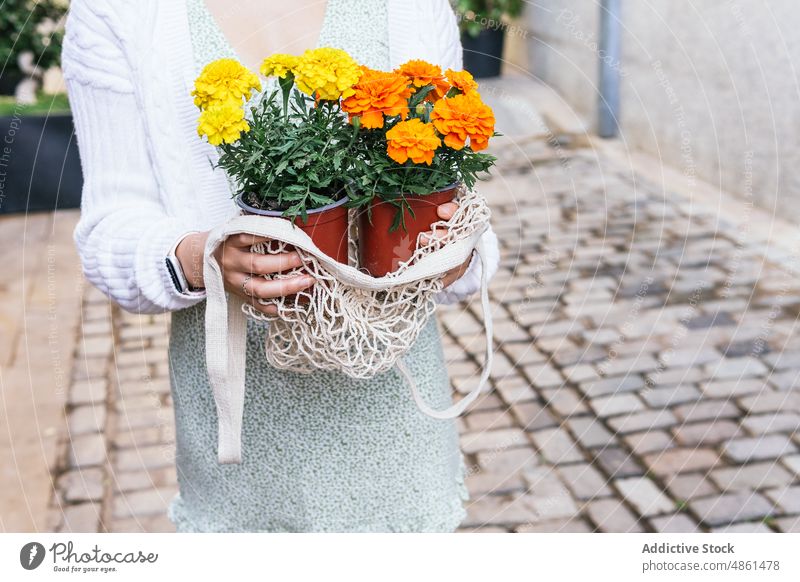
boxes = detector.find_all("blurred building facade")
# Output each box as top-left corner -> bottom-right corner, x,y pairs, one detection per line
518,0 -> 800,220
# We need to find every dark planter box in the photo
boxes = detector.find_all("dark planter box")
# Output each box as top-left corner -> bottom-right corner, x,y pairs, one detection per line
0,70 -> 23,96
0,113 -> 83,215
461,28 -> 506,79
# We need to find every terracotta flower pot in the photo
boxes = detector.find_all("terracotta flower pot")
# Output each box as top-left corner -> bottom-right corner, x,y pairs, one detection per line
357,183 -> 459,277
235,193 -> 350,264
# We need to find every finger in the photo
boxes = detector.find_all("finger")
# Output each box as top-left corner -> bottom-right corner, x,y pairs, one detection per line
420,226 -> 449,245
233,249 -> 305,274
436,202 -> 458,220
226,233 -> 275,248
246,273 -> 317,299
249,301 -> 280,316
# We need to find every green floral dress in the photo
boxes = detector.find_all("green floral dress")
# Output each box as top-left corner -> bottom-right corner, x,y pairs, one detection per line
165,0 -> 469,532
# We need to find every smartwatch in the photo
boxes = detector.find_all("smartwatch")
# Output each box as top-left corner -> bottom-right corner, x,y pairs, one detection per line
165,232 -> 206,297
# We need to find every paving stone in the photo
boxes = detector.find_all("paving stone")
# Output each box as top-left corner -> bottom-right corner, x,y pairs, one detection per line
673,399 -> 741,423
701,379 -> 766,398
477,447 -> 539,476
624,430 -> 674,455
523,363 -> 564,388
578,375 -> 645,398
69,433 -> 108,468
607,409 -> 678,434
601,355 -> 659,377
774,515 -> 800,532
672,420 -> 743,446
659,348 -> 720,368
112,486 -> 177,520
763,486 -> 800,514
115,444 -> 175,471
522,492 -> 580,522
710,462 -> 794,492
57,468 -> 106,503
586,498 -> 644,532
466,470 -> 527,496
465,408 -> 516,431
516,518 -> 593,533
462,495 -> 541,528
782,454 -> 800,475
540,387 -> 588,416
644,448 -> 719,476
615,477 -> 674,517
530,427 -> 584,464
558,463 -> 612,500
590,393 -> 644,417
649,513 -> 700,533
741,412 -> 800,434
722,435 -> 798,463
768,369 -> 800,391
593,447 -> 645,478
461,428 -> 528,455
705,357 -> 769,380
69,379 -> 109,405
664,473 -> 717,500
58,502 -> 102,533
690,492 -> 775,527
68,405 -> 107,436
640,385 -> 702,407
710,521 -> 773,533
739,391 -> 800,414
567,417 -> 616,449
511,401 -> 558,431
495,376 -> 536,404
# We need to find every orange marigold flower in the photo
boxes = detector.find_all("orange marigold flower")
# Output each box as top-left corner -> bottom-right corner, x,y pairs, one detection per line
341,66 -> 414,129
386,118 -> 442,165
396,59 -> 450,100
445,68 -> 478,94
431,92 -> 495,151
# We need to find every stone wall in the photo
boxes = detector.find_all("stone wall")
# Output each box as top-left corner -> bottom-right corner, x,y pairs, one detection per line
522,0 -> 800,219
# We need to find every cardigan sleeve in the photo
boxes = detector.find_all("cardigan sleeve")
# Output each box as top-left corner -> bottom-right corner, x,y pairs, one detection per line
431,0 -> 502,305
62,0 -> 206,314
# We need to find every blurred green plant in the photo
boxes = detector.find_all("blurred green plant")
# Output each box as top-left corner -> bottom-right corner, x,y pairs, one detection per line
0,91 -> 69,115
0,0 -> 69,78
455,0 -> 524,37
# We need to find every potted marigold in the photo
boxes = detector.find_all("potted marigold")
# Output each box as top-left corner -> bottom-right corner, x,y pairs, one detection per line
192,49 -> 362,264
342,60 -> 498,276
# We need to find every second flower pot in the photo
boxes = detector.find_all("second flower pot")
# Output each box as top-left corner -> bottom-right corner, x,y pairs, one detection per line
357,183 -> 459,277
235,193 -> 350,264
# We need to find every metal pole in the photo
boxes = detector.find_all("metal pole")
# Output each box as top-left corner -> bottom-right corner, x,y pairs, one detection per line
598,0 -> 621,138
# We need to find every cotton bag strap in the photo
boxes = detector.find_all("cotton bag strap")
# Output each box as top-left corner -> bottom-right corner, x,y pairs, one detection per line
203,213 -> 493,464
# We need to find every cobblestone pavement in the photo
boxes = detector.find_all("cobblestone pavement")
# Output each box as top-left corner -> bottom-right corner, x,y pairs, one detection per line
5,84 -> 800,534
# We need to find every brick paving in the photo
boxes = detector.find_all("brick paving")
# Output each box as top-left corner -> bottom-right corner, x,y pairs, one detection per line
4,81 -> 800,534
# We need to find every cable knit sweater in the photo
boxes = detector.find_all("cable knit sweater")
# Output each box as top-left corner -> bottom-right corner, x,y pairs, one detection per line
61,0 -> 500,315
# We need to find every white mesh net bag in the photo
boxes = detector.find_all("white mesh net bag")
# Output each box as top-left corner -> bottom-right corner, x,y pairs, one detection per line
203,186 -> 495,464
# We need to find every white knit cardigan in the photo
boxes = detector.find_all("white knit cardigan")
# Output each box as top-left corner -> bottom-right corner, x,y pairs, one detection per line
61,0 -> 500,315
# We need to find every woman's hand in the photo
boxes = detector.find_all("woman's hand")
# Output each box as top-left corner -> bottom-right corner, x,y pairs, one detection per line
176,231 -> 315,316
421,202 -> 473,288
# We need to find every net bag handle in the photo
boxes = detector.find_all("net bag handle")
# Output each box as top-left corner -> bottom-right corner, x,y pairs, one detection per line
395,233 -> 494,418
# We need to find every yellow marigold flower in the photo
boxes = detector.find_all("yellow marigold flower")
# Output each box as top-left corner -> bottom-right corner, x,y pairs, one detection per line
260,54 -> 300,78
293,47 -> 362,101
192,58 -> 261,109
396,59 -> 450,100
431,92 -> 495,152
197,101 -> 250,146
445,68 -> 479,94
386,118 -> 442,165
341,66 -> 414,129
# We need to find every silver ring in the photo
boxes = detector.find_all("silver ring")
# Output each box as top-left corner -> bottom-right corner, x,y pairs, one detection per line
242,274 -> 254,297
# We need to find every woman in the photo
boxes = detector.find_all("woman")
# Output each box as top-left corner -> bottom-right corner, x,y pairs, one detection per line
61,0 -> 500,532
